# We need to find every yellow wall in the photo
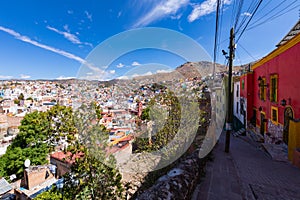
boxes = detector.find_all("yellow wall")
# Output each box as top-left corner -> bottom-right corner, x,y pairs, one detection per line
288,120 -> 300,160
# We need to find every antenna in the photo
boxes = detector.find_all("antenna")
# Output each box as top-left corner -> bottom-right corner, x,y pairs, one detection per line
24,159 -> 31,168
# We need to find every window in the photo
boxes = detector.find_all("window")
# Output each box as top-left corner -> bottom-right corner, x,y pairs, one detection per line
271,106 -> 278,124
260,77 -> 266,101
242,80 -> 245,89
236,85 -> 239,97
270,74 -> 278,102
237,102 -> 239,114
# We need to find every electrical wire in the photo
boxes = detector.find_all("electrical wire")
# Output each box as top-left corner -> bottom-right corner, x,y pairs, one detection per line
249,0 -> 291,27
234,0 -> 244,30
213,0 -> 221,75
247,2 -> 299,30
235,0 -> 261,36
235,0 -> 263,43
238,43 -> 257,61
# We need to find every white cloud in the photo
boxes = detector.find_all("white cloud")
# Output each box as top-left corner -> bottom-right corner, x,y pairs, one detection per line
118,11 -> 122,18
85,11 -> 93,22
20,74 -> 31,79
143,71 -> 153,76
0,25 -> 94,69
0,75 -> 13,79
132,61 -> 141,66
156,69 -> 172,73
109,70 -> 116,74
0,26 -> 104,80
170,13 -> 183,20
117,76 -> 129,80
188,0 -> 231,22
47,25 -> 93,48
116,63 -> 125,68
133,0 -> 189,28
63,24 -> 70,32
241,12 -> 252,17
47,25 -> 81,44
132,71 -> 153,78
56,76 -> 76,80
67,10 -> 73,14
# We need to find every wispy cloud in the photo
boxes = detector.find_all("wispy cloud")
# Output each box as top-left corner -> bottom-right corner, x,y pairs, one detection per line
46,25 -> 81,44
47,25 -> 93,47
117,11 -> 122,18
117,75 -> 129,80
188,0 -> 231,22
170,13 -> 183,20
56,76 -> 76,80
109,70 -> 116,74
0,75 -> 13,79
63,24 -> 70,32
133,0 -> 189,28
157,69 -> 172,73
132,61 -> 141,66
132,71 -> 153,78
20,74 -> 31,79
0,25 -> 105,79
67,10 -> 73,14
0,25 -> 85,65
85,11 -> 93,22
116,63 -> 125,68
241,12 -> 252,17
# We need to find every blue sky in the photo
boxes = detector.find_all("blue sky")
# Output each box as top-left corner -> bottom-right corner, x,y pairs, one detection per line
0,0 -> 299,80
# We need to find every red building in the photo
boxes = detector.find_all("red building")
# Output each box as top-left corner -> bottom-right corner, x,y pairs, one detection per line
241,20 -> 300,161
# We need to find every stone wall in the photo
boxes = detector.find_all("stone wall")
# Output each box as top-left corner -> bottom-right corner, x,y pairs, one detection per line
266,119 -> 283,144
136,150 -> 203,200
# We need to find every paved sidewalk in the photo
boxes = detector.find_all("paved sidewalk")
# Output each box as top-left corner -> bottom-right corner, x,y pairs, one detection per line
192,131 -> 300,200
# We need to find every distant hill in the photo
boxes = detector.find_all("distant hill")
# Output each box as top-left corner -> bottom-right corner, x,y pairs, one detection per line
130,61 -> 228,83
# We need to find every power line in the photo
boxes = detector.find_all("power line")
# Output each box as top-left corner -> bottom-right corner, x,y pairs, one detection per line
213,0 -> 221,75
230,0 -> 238,28
249,0 -> 291,26
247,2 -> 299,30
216,0 -> 226,64
238,43 -> 257,61
235,0 -> 261,36
234,0 -> 244,30
235,0 -> 263,43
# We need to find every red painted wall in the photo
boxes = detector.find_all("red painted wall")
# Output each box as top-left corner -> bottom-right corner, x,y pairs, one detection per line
240,73 -> 254,120
252,41 -> 300,126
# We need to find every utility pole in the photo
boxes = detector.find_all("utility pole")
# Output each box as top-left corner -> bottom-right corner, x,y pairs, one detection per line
225,27 -> 235,153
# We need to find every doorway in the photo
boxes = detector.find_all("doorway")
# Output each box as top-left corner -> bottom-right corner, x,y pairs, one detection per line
260,112 -> 266,135
283,107 -> 293,145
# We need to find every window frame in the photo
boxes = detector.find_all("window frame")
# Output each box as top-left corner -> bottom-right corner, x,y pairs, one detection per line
270,74 -> 278,102
260,77 -> 267,101
271,106 -> 279,125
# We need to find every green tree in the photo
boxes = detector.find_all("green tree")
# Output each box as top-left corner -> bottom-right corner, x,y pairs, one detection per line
46,105 -> 77,146
0,105 -> 78,179
62,122 -> 124,200
34,189 -> 63,200
26,97 -> 33,101
141,107 -> 150,121
35,102 -> 123,199
18,93 -> 24,100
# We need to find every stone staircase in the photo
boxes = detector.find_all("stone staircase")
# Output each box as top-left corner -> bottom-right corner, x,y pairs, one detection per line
232,128 -> 246,137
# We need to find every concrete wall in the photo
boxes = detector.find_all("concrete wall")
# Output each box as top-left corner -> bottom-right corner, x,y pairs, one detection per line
23,166 -> 54,190
288,120 -> 300,161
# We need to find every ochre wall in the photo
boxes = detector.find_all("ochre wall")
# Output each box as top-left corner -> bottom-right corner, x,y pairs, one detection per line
288,120 -> 300,161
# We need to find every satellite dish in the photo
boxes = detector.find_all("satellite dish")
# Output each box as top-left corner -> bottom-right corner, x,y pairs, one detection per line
24,159 -> 31,168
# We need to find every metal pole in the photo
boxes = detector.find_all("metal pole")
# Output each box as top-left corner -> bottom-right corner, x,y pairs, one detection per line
225,27 -> 235,153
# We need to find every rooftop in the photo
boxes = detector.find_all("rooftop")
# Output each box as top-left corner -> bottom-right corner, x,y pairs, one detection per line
0,178 -> 12,195
277,19 -> 300,47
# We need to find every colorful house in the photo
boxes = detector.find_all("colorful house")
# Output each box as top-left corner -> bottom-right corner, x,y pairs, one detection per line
241,20 -> 300,161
